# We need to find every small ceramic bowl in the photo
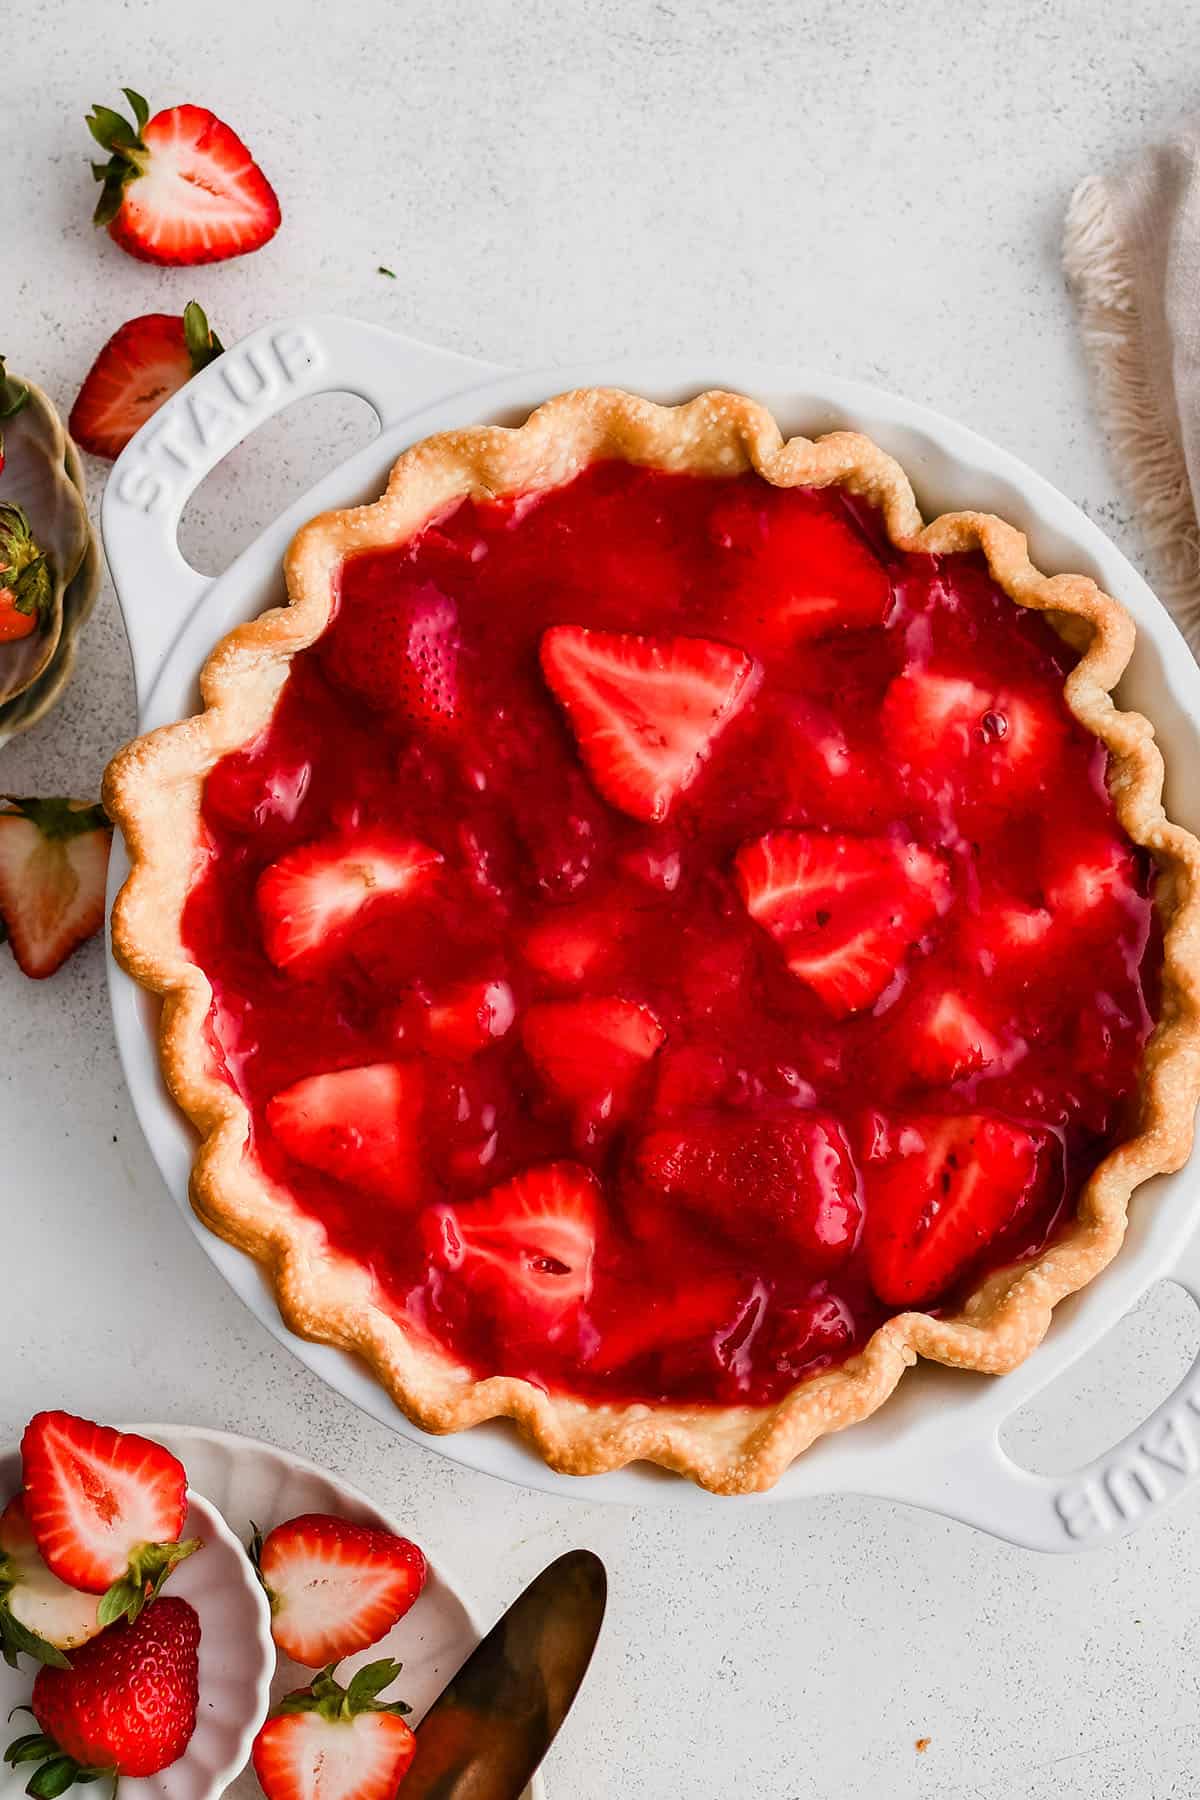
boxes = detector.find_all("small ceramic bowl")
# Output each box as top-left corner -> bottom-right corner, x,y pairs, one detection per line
0,1448 -> 274,1800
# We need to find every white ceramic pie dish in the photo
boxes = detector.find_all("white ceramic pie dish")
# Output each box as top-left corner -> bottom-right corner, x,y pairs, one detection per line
103,318 -> 1200,1545
0,1450 -> 272,1800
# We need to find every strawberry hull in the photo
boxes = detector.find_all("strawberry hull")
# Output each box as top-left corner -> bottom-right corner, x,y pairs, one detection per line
180,461 -> 1159,1410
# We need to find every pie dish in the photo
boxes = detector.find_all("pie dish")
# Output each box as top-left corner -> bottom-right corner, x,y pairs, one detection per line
104,386 -> 1200,1495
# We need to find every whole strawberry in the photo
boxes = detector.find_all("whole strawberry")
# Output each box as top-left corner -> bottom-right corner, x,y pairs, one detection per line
86,87 -> 280,265
4,1597 -> 200,1790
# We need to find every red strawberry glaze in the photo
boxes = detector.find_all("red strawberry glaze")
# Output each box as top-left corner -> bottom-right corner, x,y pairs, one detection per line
183,462 -> 1159,1409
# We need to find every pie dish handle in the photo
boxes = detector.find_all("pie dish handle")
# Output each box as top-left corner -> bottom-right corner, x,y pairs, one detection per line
100,314 -> 503,707
888,1234 -> 1200,1552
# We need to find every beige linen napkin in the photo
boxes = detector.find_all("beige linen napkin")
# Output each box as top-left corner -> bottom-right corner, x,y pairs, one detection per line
1064,121 -> 1200,652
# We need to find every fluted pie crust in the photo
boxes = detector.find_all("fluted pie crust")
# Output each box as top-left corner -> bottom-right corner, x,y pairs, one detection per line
105,388 -> 1200,1494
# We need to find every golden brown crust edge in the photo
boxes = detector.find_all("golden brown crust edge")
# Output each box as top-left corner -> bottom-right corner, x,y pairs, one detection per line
104,387 -> 1200,1495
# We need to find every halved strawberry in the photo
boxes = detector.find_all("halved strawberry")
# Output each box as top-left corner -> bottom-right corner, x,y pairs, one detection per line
68,303 -> 223,460
881,666 -> 1066,807
0,799 -> 112,979
0,1496 -> 103,1668
863,1112 -> 1052,1307
256,832 -> 441,969
904,987 -> 1004,1086
87,89 -> 280,265
734,829 -> 950,1016
523,997 -> 666,1137
20,1414 -> 196,1624
634,1113 -> 861,1266
422,1162 -> 599,1332
252,1661 -> 415,1800
253,1514 -> 426,1669
266,1063 -> 424,1204
540,626 -> 757,823
324,577 -> 463,735
711,489 -> 892,644
424,978 -> 516,1057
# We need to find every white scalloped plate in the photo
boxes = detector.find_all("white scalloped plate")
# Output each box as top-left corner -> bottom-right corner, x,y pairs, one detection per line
0,1446 -> 272,1800
0,1427 -> 541,1800
134,1427 -> 542,1800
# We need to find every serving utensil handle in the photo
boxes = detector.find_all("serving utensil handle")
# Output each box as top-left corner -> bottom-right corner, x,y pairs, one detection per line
101,314 -> 499,707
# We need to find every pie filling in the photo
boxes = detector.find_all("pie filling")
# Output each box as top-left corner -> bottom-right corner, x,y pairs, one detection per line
183,462 -> 1158,1409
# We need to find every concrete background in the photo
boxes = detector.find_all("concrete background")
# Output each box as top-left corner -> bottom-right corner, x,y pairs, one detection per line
5,3 -> 1200,1794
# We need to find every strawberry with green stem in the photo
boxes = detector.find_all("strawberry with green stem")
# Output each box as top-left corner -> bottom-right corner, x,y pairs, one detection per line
5,1596 -> 200,1794
69,303 -> 223,461
0,507 -> 51,644
0,1498 -> 103,1672
86,87 -> 280,265
20,1413 -> 198,1629
0,801 -> 112,979
252,1661 -> 416,1800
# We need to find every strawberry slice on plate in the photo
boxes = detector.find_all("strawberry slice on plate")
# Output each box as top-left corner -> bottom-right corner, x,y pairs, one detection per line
0,799 -> 112,979
540,625 -> 757,823
0,1496 -> 104,1668
69,302 -> 223,461
423,1162 -> 600,1334
253,1514 -> 426,1669
20,1413 -> 197,1624
634,1113 -> 862,1266
87,87 -> 281,264
324,577 -> 463,735
734,828 -> 950,1016
522,997 -> 666,1135
266,1063 -> 424,1205
252,1661 -> 415,1800
881,666 -> 1066,806
256,832 -> 441,969
863,1112 -> 1053,1307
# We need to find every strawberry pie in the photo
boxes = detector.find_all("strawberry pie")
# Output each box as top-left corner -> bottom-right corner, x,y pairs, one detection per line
106,387 -> 1200,1493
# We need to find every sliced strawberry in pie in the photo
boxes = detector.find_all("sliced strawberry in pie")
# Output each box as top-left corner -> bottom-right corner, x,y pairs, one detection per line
256,833 -> 441,969
713,492 -> 893,644
734,829 -> 950,1015
863,1111 -> 1053,1307
425,978 -> 516,1057
634,1113 -> 862,1267
423,1161 -> 599,1332
266,1062 -> 424,1204
881,667 -> 1066,805
1041,825 -> 1141,934
584,1270 -> 757,1378
905,987 -> 1004,1086
523,997 -> 666,1135
540,625 -> 757,823
324,573 -> 462,735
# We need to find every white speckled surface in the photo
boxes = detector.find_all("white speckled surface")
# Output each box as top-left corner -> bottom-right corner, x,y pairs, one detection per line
5,2 -> 1200,1794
